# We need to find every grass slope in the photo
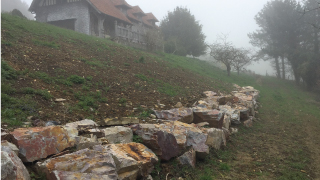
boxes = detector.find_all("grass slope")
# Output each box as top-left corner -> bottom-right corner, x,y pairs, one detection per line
2,13 -> 320,179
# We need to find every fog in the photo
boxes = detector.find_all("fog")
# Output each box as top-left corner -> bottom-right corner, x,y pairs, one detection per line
1,0 -> 34,20
17,0 -> 276,75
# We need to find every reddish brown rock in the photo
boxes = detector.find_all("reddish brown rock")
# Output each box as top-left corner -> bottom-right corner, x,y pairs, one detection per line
95,143 -> 158,179
154,108 -> 194,124
10,126 -> 76,162
131,124 -> 180,161
193,108 -> 225,128
37,148 -> 118,180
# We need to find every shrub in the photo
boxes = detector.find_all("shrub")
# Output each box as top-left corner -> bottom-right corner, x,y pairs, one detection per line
133,135 -> 143,143
68,75 -> 85,84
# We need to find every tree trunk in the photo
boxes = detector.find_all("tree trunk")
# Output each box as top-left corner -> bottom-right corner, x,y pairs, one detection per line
227,64 -> 231,76
281,56 -> 285,79
237,68 -> 240,75
292,64 -> 300,85
275,56 -> 281,79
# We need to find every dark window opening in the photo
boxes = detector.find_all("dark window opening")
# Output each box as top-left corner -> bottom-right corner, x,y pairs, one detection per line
48,19 -> 76,31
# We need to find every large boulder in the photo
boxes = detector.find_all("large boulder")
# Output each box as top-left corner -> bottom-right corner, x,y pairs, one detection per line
131,124 -> 180,161
74,136 -> 100,151
1,140 -> 19,155
64,119 -> 98,130
1,144 -> 30,180
104,126 -> 133,144
10,126 -> 76,162
186,131 -> 209,159
205,128 -> 226,150
219,105 -> 241,125
193,108 -> 225,128
154,108 -> 194,124
158,121 -> 202,152
94,143 -> 158,179
37,143 -> 158,180
37,148 -> 118,180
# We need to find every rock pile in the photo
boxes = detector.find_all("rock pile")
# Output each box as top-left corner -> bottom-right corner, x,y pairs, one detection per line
1,84 -> 259,180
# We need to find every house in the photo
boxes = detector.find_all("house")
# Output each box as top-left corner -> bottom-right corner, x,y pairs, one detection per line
28,0 -> 159,46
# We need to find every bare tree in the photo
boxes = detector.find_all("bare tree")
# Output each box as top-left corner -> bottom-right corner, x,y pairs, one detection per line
208,35 -> 238,76
233,48 -> 253,75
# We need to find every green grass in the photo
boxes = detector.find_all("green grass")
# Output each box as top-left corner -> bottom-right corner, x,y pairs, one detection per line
32,39 -> 60,49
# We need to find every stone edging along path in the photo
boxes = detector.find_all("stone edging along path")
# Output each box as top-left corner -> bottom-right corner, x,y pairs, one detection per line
1,84 -> 260,180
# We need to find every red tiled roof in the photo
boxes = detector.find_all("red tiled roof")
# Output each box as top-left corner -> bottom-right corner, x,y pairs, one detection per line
128,6 -> 146,16
144,13 -> 159,22
111,0 -> 131,9
88,0 -> 132,24
142,17 -> 153,28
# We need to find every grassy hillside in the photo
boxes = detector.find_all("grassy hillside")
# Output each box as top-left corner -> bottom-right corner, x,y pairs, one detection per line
2,13 -> 320,179
1,13 -> 234,127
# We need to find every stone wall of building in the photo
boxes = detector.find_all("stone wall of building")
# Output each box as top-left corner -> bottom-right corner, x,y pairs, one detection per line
35,1 -> 90,35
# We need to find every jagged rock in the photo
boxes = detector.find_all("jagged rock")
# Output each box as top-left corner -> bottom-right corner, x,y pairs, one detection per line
154,108 -> 194,124
174,102 -> 183,108
240,86 -> 260,100
94,143 -> 158,179
186,131 -> 209,159
131,124 -> 180,161
1,140 -> 19,155
219,105 -> 241,125
233,84 -> 242,90
1,144 -> 30,180
193,108 -> 225,128
158,121 -> 202,152
177,148 -> 196,168
75,136 -> 100,151
194,99 -> 219,109
230,128 -> 238,134
10,126 -> 76,162
104,126 -> 133,144
203,91 -> 217,97
205,128 -> 226,150
104,117 -> 139,126
37,148 -> 118,180
223,113 -> 231,129
150,114 -> 157,119
244,118 -> 253,128
54,98 -> 66,102
64,119 -> 98,130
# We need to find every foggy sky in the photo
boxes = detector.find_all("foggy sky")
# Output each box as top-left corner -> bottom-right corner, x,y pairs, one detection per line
19,0 -> 275,75
1,0 -> 34,19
